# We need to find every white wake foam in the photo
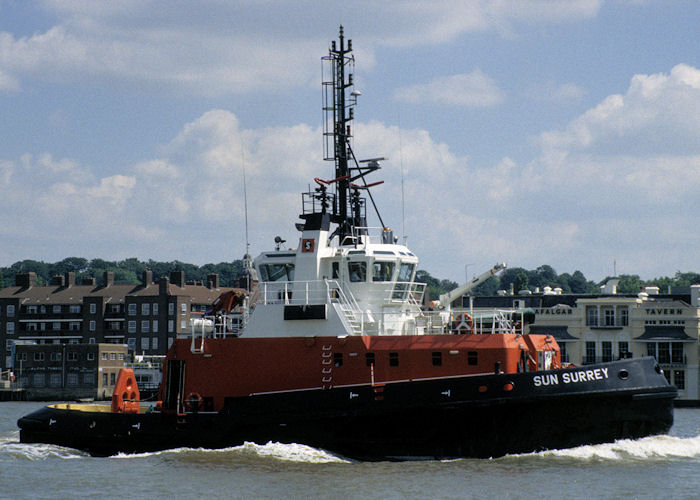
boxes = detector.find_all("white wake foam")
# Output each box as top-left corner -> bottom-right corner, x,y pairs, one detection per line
111,441 -> 349,463
534,434 -> 700,461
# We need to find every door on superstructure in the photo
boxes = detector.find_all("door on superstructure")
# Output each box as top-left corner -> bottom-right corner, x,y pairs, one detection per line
164,359 -> 185,411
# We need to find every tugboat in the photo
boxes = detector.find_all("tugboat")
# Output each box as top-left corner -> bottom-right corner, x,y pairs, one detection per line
18,28 -> 676,459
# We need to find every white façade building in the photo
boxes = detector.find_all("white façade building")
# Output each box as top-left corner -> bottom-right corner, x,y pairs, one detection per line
472,283 -> 700,402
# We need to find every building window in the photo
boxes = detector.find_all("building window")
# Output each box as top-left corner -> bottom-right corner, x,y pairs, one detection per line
34,352 -> 45,361
181,303 -> 187,314
365,352 -> 375,367
50,352 -> 62,361
586,306 -> 598,326
67,373 -> 79,386
169,303 -> 175,315
119,353 -> 125,360
70,322 -> 81,331
168,338 -> 174,349
168,320 -> 174,333
40,305 -> 46,314
559,343 -> 568,363
53,305 -> 61,314
89,337 -> 96,344
32,373 -> 45,387
602,307 -> 615,327
647,343 -> 656,357
128,321 -> 136,333
153,303 -> 158,315
83,372 -> 95,385
141,320 -> 150,333
141,337 -> 150,351
110,372 -> 116,385
180,320 -> 186,329
110,304 -> 120,313
52,322 -> 61,331
127,338 -> 136,350
87,352 -> 95,361
673,370 -> 685,390
70,305 -> 81,314
27,305 -> 37,314
101,352 -> 108,360
601,341 -> 612,362
110,352 -> 116,360
128,303 -> 136,316
389,352 -> 399,367
618,307 -> 629,326
6,305 -> 15,317
585,342 -> 596,364
672,343 -> 684,364
618,342 -> 629,359
27,323 -> 37,332
142,303 -> 150,315
333,353 -> 343,367
16,352 -> 27,361
67,351 -> 78,361
50,373 -> 62,387
151,337 -> 158,350
89,320 -> 96,331
152,320 -> 158,333
103,373 -> 108,386
90,303 -> 96,314
6,322 -> 15,335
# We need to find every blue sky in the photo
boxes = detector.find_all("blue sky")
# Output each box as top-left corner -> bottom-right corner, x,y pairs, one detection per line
1,0 -> 698,283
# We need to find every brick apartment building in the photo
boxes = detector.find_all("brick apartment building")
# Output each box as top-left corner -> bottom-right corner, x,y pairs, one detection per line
1,270 -> 234,372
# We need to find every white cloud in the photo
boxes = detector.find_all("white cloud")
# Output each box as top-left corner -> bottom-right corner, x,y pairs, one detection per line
394,70 -> 505,107
540,64 -> 700,154
0,1 -> 604,94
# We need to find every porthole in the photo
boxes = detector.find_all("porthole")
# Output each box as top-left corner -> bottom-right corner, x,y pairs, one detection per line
503,382 -> 514,392
618,369 -> 629,380
478,385 -> 488,393
654,364 -> 662,374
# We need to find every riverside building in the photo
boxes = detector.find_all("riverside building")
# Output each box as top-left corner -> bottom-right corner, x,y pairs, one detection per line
470,281 -> 700,402
0,270 -> 234,373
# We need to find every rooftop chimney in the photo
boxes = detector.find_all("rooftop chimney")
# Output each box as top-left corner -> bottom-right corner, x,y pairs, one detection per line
103,271 -> 114,287
159,276 -> 170,296
207,273 -> 219,289
64,271 -> 75,287
142,269 -> 153,286
170,270 -> 185,288
15,272 -> 37,288
51,275 -> 65,287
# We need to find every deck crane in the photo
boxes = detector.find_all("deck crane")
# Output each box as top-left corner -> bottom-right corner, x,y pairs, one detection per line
431,262 -> 507,311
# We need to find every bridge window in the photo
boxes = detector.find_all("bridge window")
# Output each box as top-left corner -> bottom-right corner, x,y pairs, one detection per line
365,352 -> 375,367
432,352 -> 442,366
372,261 -> 395,282
349,262 -> 367,282
467,351 -> 478,365
334,353 -> 343,367
397,263 -> 415,282
260,263 -> 295,282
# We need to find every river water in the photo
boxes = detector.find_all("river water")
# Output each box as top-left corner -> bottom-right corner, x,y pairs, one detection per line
1,402 -> 699,499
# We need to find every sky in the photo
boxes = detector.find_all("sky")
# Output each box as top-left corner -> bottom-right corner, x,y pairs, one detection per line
0,0 -> 698,284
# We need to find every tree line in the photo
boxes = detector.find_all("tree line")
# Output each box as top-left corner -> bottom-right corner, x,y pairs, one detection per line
1,258 -> 698,297
0,257 -> 244,289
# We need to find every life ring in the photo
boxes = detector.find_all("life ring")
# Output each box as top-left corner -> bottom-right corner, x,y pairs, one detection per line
185,392 -> 203,412
453,313 -> 474,334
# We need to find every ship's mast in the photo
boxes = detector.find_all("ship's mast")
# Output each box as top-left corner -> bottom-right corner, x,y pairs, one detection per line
323,26 -> 355,241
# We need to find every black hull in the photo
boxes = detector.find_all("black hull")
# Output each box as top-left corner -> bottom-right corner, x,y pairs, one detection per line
18,357 -> 676,459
